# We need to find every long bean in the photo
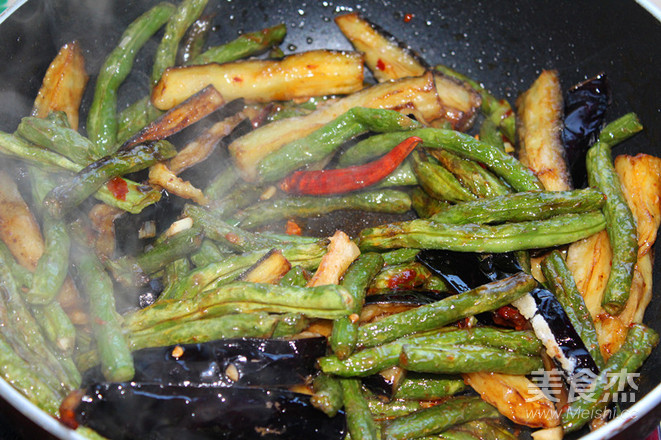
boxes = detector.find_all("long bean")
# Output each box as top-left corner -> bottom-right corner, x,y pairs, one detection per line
126,280 -> 353,332
359,212 -> 606,253
234,189 -> 411,230
0,250 -> 78,391
71,236 -> 134,382
357,273 -> 535,348
128,311 -> 278,351
479,118 -> 506,151
184,204 -> 281,252
0,131 -> 79,172
380,248 -> 421,266
158,241 -> 326,301
158,247 -> 275,301
278,265 -> 310,287
189,239 -> 225,268
320,326 -> 542,376
207,181 -> 267,219
400,344 -> 543,375
25,215 -> 69,304
16,123 -> 162,213
189,23 -> 287,65
17,116 -> 96,165
541,250 -> 604,369
341,378 -> 379,440
431,149 -> 510,198
0,243 -> 32,289
412,150 -> 476,203
382,396 -> 499,440
374,160 -> 418,188
76,312 -> 279,372
430,188 -> 605,225
140,0 -> 209,124
331,253 -> 384,359
30,304 -> 76,355
137,226 -> 205,274
438,419 -> 519,440
562,324 -> 659,432
271,312 -> 310,337
311,373 -> 344,417
161,258 -> 191,297
203,166 -> 240,201
394,375 -> 467,400
598,112 -> 643,148
339,128 -> 542,192
368,397 -> 429,420
586,115 -> 643,314
116,98 -> 152,145
151,0 -> 208,86
0,233 -> 75,354
87,2 -> 175,157
44,140 -> 176,218
0,334 -> 62,415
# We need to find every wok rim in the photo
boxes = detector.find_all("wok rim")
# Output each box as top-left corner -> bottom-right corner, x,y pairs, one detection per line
0,0 -> 660,438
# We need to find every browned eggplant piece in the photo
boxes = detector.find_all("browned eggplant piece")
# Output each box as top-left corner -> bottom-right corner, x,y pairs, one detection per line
415,249 -> 521,293
61,383 -> 346,440
516,69 -> 571,191
82,337 -> 328,388
562,73 -> 611,187
334,12 -> 427,82
120,85 -> 229,149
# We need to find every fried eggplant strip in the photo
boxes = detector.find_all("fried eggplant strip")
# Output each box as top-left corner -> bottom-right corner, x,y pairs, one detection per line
31,41 -> 88,130
148,163 -> 208,205
307,231 -> 361,287
463,372 -> 560,428
516,70 -> 570,191
152,50 -> 365,109
168,112 -> 245,174
335,12 -> 426,82
122,85 -> 226,149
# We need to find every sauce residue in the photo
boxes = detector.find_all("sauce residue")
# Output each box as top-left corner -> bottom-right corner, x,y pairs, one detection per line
107,177 -> 128,201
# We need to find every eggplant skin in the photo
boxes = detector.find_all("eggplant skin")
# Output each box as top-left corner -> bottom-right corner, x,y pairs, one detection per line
364,290 -> 447,306
82,337 -> 328,388
416,249 -> 521,293
65,383 -> 346,440
562,73 -> 611,187
517,288 -> 600,385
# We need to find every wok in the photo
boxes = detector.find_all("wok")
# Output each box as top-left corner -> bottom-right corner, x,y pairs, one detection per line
0,0 -> 660,438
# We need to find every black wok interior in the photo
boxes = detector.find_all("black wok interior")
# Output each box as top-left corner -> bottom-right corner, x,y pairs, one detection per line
0,0 -> 660,438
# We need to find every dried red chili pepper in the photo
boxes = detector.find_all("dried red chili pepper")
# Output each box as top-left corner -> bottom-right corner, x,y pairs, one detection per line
279,136 -> 422,195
